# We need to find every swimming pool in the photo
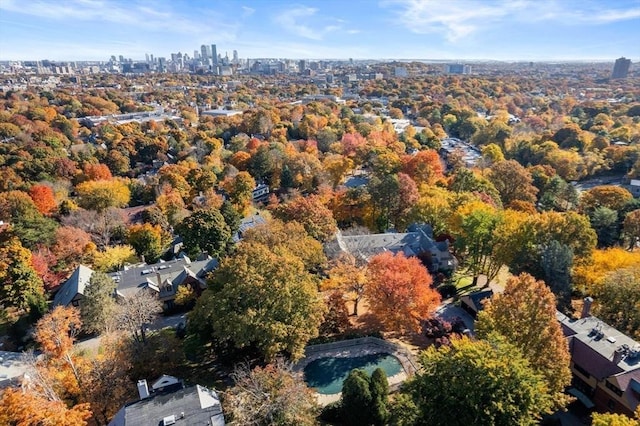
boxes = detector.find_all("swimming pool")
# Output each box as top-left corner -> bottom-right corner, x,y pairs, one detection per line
303,352 -> 403,395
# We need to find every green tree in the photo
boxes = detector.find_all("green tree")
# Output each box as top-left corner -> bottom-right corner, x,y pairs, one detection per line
404,335 -> 552,426
590,207 -> 619,248
223,171 -> 256,216
0,190 -> 58,249
623,209 -> 640,250
127,223 -> 167,263
341,369 -> 374,426
220,200 -> 242,235
191,243 -> 325,361
370,368 -> 390,426
538,175 -> 579,212
452,202 -> 503,284
539,240 -> 573,309
476,273 -> 572,409
481,143 -> 505,164
0,237 -> 44,310
592,412 -> 638,426
175,208 -> 232,258
593,267 -> 640,339
80,271 -> 117,334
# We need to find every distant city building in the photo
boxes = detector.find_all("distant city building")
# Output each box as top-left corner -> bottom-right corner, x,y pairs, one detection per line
445,63 -> 472,74
611,57 -> 631,79
200,109 -> 244,118
394,66 -> 408,77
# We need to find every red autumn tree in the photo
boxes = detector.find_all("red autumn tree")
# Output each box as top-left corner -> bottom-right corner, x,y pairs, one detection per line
31,248 -> 66,291
366,252 -> 440,333
29,184 -> 57,215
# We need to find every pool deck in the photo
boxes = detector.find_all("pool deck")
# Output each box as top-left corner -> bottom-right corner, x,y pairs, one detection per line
294,337 -> 418,406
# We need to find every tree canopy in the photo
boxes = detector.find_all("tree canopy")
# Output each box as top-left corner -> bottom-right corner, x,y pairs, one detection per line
190,242 -> 325,361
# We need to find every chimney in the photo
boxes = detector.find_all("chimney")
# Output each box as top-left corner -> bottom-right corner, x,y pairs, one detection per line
613,346 -> 626,365
581,297 -> 593,319
156,272 -> 162,288
137,379 -> 150,399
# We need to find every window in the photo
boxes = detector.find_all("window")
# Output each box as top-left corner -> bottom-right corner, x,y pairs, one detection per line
605,381 -> 623,397
71,300 -> 80,307
573,363 -> 590,379
607,398 -> 616,410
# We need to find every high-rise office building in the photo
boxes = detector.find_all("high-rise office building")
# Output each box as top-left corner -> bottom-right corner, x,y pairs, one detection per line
612,57 -> 631,79
201,45 -> 208,61
211,44 -> 218,66
233,50 -> 238,64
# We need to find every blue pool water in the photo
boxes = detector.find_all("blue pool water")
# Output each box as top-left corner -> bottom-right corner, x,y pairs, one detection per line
303,353 -> 403,394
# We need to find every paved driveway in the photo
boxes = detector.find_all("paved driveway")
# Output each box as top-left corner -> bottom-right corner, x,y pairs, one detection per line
435,303 -> 475,333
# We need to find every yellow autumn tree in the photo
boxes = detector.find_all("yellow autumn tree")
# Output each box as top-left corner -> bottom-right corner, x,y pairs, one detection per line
572,248 -> 640,294
75,179 -> 131,212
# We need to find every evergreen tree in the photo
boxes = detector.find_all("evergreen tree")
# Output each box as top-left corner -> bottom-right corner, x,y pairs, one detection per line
81,271 -> 117,334
341,369 -> 374,426
370,368 -> 390,426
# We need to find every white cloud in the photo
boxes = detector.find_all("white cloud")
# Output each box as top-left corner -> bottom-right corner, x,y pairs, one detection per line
273,6 -> 325,40
382,0 -> 640,42
242,5 -> 256,17
0,0 -> 238,39
272,5 -> 351,40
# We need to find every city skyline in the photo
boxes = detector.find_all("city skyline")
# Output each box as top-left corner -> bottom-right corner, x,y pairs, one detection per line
0,0 -> 639,62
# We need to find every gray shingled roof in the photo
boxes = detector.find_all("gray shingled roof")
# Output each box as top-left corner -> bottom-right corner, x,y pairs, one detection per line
109,385 -> 225,426
52,264 -> 95,306
110,257 -> 218,299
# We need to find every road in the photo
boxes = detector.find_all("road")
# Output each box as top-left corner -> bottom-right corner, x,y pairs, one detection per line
75,313 -> 188,353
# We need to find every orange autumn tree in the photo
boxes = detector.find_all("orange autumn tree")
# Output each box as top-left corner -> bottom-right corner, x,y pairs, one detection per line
401,149 -> 444,186
0,306 -> 93,425
29,184 -> 57,215
82,163 -> 113,181
366,252 -> 440,333
0,387 -> 91,426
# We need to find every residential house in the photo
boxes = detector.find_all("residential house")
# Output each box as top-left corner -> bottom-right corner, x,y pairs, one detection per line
252,183 -> 270,203
558,301 -> 640,417
52,264 -> 95,308
627,179 -> 640,198
232,213 -> 267,243
460,289 -> 494,318
109,256 -> 218,310
109,375 -> 225,426
324,223 -> 457,273
52,257 -> 217,311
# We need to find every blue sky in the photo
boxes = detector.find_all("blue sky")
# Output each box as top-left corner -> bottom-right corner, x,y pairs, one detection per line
0,0 -> 639,61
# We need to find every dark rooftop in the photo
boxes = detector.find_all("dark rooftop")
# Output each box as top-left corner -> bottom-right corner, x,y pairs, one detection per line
109,384 -> 225,426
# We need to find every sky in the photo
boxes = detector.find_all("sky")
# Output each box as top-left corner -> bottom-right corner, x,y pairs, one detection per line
0,0 -> 639,61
